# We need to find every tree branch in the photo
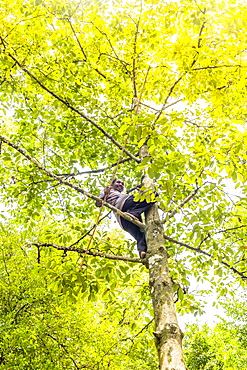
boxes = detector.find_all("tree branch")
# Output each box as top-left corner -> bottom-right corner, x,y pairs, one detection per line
30,242 -> 143,264
57,157 -> 133,177
153,16 -> 206,125
0,135 -> 145,230
162,187 -> 200,223
193,0 -> 206,14
153,74 -> 186,124
197,21 -> 206,49
192,64 -> 243,71
69,212 -> 111,248
163,234 -> 247,279
132,15 -> 141,99
154,16 -> 206,124
91,23 -> 131,77
94,317 -> 153,366
7,53 -> 140,163
132,318 -> 154,338
45,333 -> 80,370
198,225 -> 247,247
153,15 -> 207,125
25,158 -> 133,186
68,19 -> 107,79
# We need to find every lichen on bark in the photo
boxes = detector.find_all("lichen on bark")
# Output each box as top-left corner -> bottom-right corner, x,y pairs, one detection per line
139,144 -> 187,369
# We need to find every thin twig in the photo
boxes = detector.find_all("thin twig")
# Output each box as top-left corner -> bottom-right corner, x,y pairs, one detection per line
132,15 -> 141,99
94,315 -> 153,367
198,225 -> 247,248
69,212 -> 111,247
162,187 -> 200,222
45,333 -> 80,370
153,74 -> 186,124
163,234 -> 247,279
68,19 -> 107,79
192,64 -> 243,71
57,157 -> 133,177
91,22 -> 131,76
197,21 -> 206,49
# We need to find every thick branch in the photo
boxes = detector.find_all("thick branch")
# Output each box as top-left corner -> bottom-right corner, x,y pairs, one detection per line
7,53 -> 140,163
31,242 -> 143,264
0,135 -> 145,230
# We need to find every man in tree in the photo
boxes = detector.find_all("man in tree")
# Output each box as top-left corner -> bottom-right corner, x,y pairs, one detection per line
96,179 -> 155,258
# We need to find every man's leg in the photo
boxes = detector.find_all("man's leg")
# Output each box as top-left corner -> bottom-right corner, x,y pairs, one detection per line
120,217 -> 147,257
120,196 -> 156,257
123,196 -> 155,219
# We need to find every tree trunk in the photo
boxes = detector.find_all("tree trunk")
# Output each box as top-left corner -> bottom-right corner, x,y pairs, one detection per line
140,146 -> 187,370
146,205 -> 187,370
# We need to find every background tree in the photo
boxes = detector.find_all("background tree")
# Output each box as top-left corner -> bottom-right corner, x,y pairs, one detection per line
0,0 -> 247,368
183,294 -> 247,370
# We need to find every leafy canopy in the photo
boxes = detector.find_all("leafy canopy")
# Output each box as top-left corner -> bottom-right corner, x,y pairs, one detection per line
0,0 -> 247,311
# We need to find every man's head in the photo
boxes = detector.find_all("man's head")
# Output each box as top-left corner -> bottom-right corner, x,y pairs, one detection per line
111,179 -> 124,192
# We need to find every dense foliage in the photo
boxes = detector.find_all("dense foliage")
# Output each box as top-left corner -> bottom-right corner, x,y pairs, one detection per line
0,228 -> 158,369
0,0 -> 247,367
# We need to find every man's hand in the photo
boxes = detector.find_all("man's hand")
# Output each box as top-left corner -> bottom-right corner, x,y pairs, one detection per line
95,185 -> 112,207
103,185 -> 112,196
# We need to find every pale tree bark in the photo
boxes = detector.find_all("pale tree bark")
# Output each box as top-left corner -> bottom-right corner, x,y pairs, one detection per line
139,145 -> 187,370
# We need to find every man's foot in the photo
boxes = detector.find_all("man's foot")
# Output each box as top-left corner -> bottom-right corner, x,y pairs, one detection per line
124,212 -> 138,221
140,252 -> 149,269
140,251 -> 146,259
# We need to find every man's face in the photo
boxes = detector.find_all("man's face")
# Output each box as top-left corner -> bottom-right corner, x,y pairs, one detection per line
112,179 -> 124,192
